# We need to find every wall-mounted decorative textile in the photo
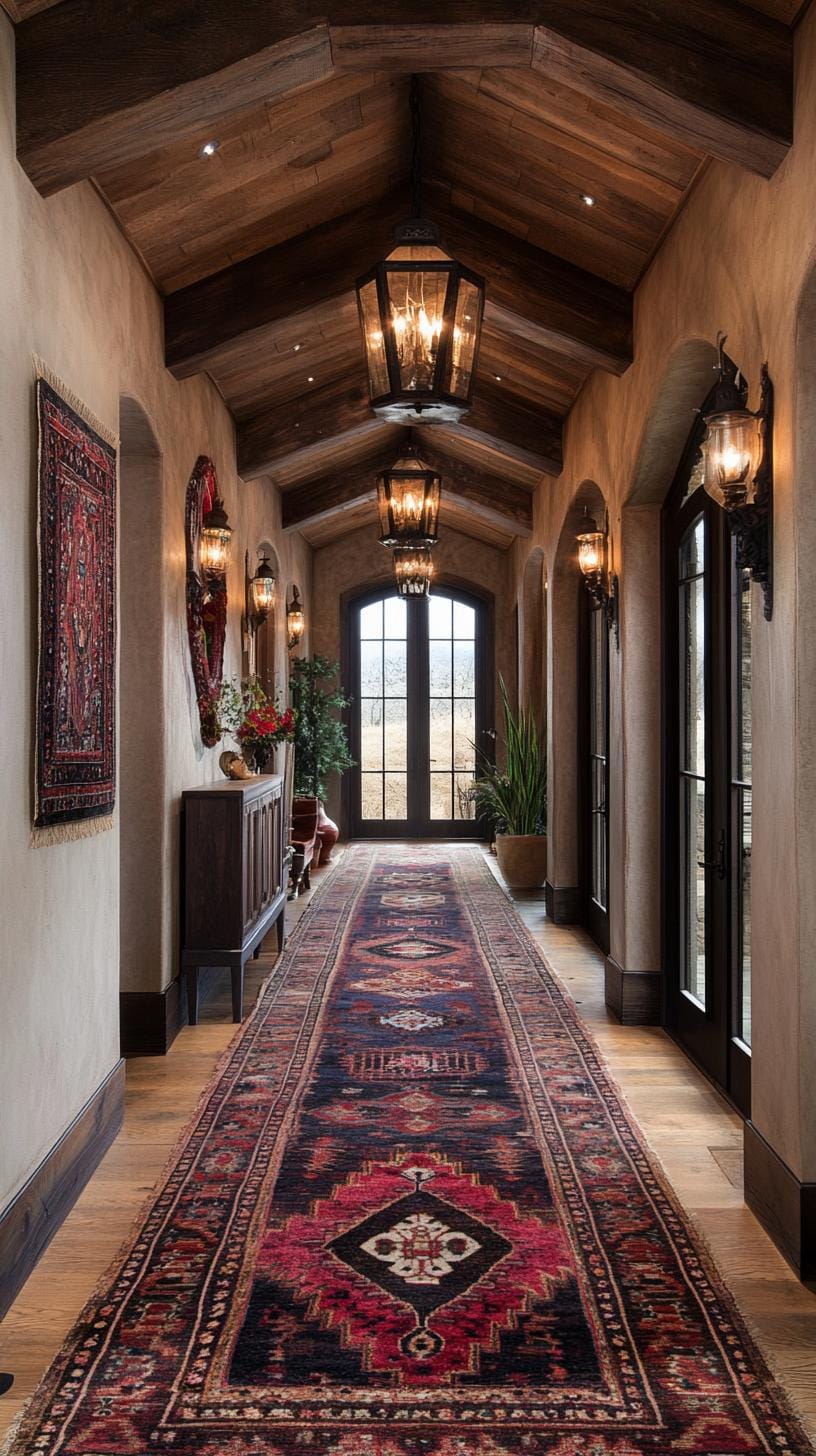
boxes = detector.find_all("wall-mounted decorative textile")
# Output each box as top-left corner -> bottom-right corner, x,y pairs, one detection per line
185,456 -> 227,747
33,363 -> 117,847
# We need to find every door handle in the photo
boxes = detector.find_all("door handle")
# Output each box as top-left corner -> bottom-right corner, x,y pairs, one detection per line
698,828 -> 727,880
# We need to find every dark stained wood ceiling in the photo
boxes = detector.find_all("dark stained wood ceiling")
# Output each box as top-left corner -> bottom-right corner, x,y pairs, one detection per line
8,2 -> 801,546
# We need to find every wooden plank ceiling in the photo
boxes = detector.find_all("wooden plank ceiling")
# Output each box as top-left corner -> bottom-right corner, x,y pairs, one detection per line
10,2 -> 798,547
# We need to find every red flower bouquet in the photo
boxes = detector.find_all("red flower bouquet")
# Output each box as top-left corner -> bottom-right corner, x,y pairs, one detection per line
237,704 -> 295,772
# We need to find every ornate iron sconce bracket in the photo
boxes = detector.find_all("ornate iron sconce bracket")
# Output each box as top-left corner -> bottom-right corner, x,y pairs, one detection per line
725,364 -> 773,620
584,570 -> 620,648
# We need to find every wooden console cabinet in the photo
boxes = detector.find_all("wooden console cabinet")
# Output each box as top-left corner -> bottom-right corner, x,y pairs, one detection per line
181,775 -> 286,1024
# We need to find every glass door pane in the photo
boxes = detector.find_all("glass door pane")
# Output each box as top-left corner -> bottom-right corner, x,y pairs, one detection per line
678,515 -> 707,1006
428,594 -> 477,822
733,568 -> 752,1047
358,596 -> 408,822
589,607 -> 609,913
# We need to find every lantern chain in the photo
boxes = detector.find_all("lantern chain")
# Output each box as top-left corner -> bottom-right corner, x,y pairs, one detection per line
410,74 -> 422,218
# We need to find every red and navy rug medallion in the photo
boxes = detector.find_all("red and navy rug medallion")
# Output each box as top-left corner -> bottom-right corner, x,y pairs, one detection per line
6,848 -> 812,1455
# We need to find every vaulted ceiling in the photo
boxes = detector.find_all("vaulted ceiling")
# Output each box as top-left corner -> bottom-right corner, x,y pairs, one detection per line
7,1 -> 802,547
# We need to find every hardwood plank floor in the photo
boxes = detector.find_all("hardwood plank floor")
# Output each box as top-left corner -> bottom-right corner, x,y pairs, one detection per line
1,843 -> 815,1443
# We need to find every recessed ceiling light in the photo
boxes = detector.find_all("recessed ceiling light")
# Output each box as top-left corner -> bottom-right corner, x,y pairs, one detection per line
580,192 -> 596,207
307,375 -> 315,383
495,374 -> 502,381
293,343 -> 302,352
199,139 -> 220,158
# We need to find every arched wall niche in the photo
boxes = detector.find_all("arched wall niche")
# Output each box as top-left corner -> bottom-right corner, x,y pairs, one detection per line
119,396 -> 165,999
547,480 -> 607,923
520,546 -> 547,729
608,339 -> 721,1020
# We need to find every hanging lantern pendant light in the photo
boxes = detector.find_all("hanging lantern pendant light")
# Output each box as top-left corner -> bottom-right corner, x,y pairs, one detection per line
356,76 -> 485,423
393,545 -> 435,597
377,436 -> 442,546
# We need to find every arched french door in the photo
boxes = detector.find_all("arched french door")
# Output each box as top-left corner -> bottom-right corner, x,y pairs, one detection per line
663,418 -> 752,1114
344,583 -> 493,839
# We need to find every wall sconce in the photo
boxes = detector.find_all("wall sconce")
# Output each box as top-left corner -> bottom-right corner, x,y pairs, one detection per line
248,550 -> 277,626
287,585 -> 305,651
577,520 -> 619,646
699,335 -> 773,619
199,494 -> 232,577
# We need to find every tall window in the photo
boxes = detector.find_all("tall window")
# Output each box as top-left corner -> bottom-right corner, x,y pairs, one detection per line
678,515 -> 706,1005
581,592 -> 610,952
358,596 -> 408,822
428,595 -> 477,822
733,566 -> 752,1047
663,412 -> 752,1113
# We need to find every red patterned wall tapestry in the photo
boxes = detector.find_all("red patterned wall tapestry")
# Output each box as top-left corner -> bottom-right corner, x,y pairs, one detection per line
33,366 -> 117,847
185,456 -> 227,747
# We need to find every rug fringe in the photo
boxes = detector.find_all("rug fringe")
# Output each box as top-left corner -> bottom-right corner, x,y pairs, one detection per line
33,356 -> 118,448
30,814 -> 114,849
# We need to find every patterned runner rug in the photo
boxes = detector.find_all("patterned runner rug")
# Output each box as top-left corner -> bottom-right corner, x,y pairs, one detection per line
6,847 -> 811,1456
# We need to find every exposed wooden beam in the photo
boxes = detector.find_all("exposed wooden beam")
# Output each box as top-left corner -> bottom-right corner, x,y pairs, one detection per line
238,376 -> 373,479
400,443 -> 534,533
165,196 -> 402,381
165,189 -> 632,384
16,14 -> 334,196
281,450 -> 390,531
426,187 -> 632,374
281,442 -> 533,535
17,2 -> 791,195
238,373 -> 562,481
443,385 -> 563,477
530,5 -> 791,179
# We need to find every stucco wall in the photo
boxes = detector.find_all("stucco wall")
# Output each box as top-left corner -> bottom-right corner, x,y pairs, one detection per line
0,14 -> 310,1208
509,6 -> 816,1182
311,524 -> 517,824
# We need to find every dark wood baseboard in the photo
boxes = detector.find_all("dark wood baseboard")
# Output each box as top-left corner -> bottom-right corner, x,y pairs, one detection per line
544,881 -> 579,924
604,956 -> 662,1025
120,978 -> 186,1057
744,1120 -> 816,1280
0,1060 -> 125,1320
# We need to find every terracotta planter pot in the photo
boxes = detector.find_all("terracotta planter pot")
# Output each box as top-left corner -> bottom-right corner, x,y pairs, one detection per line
317,802 -> 340,864
495,833 -> 548,890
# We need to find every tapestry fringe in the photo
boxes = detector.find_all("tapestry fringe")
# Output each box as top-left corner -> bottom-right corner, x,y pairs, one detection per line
33,356 -> 119,448
30,814 -> 115,850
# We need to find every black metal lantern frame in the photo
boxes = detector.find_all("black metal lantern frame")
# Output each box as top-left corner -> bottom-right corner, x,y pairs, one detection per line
700,337 -> 773,620
356,76 -> 485,424
357,225 -> 485,423
377,439 -> 442,546
577,521 -> 619,648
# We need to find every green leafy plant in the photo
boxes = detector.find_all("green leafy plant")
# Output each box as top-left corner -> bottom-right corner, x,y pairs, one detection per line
290,655 -> 354,800
215,675 -> 267,740
472,677 -> 547,836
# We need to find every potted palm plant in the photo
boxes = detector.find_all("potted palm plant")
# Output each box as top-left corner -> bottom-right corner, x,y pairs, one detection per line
473,678 -> 548,889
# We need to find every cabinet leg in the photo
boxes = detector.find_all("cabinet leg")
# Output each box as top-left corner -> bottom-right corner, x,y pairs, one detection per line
303,861 -> 311,890
187,966 -> 200,1026
253,941 -> 262,960
276,909 -> 286,953
231,964 -> 245,1023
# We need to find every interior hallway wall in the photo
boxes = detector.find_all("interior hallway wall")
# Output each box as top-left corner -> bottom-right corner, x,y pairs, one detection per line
0,12 -> 311,1210
510,5 -> 816,1190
